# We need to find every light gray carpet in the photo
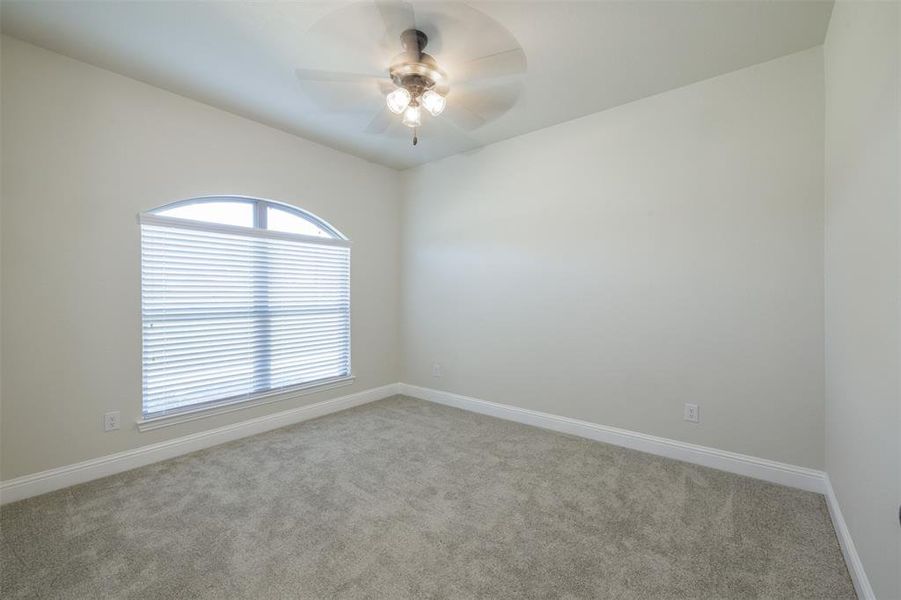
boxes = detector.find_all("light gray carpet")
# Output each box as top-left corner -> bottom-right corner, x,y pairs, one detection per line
2,396 -> 854,599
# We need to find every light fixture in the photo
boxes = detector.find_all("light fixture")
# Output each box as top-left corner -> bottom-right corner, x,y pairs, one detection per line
384,29 -> 452,144
421,90 -> 446,116
386,87 -> 411,114
401,104 -> 421,128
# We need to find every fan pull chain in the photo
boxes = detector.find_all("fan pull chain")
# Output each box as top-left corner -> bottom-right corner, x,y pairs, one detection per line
412,127 -> 418,146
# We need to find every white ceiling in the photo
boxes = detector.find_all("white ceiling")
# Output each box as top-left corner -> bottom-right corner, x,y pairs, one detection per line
1,1 -> 833,170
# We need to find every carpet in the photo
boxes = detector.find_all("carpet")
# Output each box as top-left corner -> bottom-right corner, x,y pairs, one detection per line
1,395 -> 855,599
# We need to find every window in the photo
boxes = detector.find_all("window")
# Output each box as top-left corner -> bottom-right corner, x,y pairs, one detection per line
140,196 -> 351,420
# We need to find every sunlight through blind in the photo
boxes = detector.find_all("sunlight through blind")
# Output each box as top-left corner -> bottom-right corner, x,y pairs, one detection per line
140,215 -> 351,416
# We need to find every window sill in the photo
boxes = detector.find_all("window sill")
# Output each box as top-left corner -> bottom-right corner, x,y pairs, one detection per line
135,375 -> 355,432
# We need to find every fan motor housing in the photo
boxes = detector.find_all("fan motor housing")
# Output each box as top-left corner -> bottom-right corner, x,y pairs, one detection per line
389,53 -> 445,92
390,29 -> 446,94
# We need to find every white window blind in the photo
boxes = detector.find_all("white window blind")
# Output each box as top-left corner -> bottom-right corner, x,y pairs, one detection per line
140,213 -> 351,417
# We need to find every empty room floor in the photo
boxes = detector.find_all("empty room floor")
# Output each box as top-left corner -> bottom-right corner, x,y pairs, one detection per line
1,396 -> 854,599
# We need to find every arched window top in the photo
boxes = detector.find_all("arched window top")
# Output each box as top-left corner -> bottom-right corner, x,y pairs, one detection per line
150,196 -> 346,240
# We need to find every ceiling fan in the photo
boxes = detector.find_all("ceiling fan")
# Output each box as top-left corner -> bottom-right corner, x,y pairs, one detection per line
296,1 -> 527,146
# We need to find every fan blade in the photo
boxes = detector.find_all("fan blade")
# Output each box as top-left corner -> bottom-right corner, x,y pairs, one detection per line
378,79 -> 396,96
443,104 -> 485,131
295,69 -> 388,113
295,68 -> 383,83
443,81 -> 522,131
454,48 -> 527,84
375,1 -> 416,51
365,108 -> 395,134
454,83 -> 520,117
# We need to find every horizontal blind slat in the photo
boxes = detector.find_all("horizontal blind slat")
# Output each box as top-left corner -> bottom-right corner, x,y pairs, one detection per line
145,357 -> 349,395
143,307 -> 349,321
145,342 -> 350,374
143,321 -> 349,344
144,328 -> 349,354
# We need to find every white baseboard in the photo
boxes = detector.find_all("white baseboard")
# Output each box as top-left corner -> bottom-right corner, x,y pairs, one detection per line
399,383 -> 827,494
0,383 -> 399,505
823,475 -> 876,600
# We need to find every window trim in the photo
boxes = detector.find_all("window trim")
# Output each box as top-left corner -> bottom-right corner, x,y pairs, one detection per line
137,196 -> 353,430
135,374 -> 355,431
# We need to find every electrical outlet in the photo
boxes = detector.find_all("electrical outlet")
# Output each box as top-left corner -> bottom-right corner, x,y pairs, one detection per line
432,362 -> 442,377
684,403 -> 699,423
104,411 -> 121,432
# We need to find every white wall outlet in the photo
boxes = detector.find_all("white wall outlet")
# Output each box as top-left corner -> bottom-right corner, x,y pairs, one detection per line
432,362 -> 442,377
684,403 -> 700,423
104,411 -> 121,432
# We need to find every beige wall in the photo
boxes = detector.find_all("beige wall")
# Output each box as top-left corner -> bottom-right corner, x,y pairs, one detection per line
824,2 -> 900,598
401,48 -> 826,469
0,37 -> 401,480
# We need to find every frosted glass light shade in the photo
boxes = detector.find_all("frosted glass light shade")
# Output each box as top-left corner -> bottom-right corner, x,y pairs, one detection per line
421,90 -> 446,116
386,88 -> 411,114
402,105 -> 421,128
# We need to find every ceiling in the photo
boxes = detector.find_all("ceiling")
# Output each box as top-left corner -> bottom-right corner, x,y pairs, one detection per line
1,1 -> 833,170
